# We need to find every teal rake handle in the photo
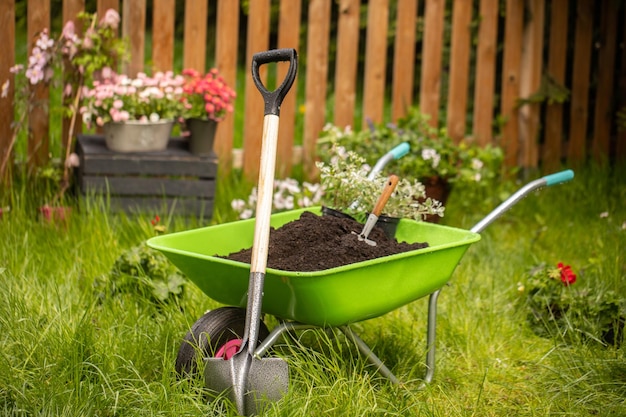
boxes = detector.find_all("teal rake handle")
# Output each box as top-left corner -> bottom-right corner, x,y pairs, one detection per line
471,170 -> 575,234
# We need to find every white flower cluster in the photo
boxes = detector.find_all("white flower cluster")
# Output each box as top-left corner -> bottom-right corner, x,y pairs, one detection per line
231,178 -> 324,220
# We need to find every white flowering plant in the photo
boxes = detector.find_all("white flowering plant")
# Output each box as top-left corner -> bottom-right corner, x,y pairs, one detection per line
317,106 -> 503,188
81,70 -> 185,127
231,178 -> 324,220
315,145 -> 444,221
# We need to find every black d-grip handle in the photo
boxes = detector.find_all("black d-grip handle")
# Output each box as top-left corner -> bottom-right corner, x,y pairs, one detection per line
251,48 -> 298,116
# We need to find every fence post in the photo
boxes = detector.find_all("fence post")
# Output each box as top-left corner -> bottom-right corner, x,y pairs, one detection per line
446,0 -> 472,144
419,0 -> 445,128
567,0 -> 593,166
276,0 -> 302,177
27,0 -> 51,174
391,0 -> 418,122
242,0 -> 271,181
500,0 -> 523,167
215,0 -> 240,172
362,0 -> 389,126
334,0 -> 360,128
542,0 -> 569,172
0,0 -> 15,183
303,0 -> 331,181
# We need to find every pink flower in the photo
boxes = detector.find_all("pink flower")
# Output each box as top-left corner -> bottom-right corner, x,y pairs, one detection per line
62,21 -> 75,39
9,64 -> 24,74
100,9 -> 120,30
1,80 -> 9,98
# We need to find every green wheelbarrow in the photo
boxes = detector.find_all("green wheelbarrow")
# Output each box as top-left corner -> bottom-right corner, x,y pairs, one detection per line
148,170 -> 574,414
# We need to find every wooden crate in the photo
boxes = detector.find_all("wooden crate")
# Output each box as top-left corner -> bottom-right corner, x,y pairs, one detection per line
75,135 -> 217,218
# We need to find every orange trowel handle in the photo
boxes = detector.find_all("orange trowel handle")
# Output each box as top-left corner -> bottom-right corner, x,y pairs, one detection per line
372,175 -> 399,217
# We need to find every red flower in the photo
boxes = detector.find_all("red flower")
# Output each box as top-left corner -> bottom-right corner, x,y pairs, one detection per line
557,262 -> 576,285
151,214 -> 160,226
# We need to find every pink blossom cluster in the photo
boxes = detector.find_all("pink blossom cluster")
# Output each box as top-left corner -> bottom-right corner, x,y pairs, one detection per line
81,69 -> 185,126
2,9 -> 123,99
25,29 -> 55,85
181,68 -> 236,122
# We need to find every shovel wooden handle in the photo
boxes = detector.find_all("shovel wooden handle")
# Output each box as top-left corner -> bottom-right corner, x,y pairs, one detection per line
372,175 -> 399,216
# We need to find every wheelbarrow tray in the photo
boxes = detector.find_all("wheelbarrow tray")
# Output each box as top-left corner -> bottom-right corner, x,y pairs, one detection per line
147,207 -> 480,327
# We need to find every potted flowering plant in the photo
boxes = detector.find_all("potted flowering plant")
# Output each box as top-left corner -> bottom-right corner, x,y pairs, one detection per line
315,145 -> 444,225
180,68 -> 236,156
81,70 -> 185,152
317,106 -> 504,211
0,9 -> 127,220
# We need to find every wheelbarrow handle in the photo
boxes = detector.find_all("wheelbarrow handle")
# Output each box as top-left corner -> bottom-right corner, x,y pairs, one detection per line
470,169 -> 575,234
543,169 -> 574,186
251,48 -> 298,116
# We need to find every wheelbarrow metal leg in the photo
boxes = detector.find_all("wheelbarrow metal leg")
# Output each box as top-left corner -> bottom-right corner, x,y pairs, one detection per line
254,322 -> 319,358
422,289 -> 441,387
339,326 -> 400,385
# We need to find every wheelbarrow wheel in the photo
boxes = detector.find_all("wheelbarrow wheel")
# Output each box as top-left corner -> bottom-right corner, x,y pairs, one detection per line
175,306 -> 270,377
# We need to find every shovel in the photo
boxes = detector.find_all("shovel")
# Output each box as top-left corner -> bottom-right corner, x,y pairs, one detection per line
353,174 -> 399,246
204,48 -> 297,416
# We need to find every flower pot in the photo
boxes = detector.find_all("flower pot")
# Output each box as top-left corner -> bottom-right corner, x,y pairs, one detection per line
104,120 -> 174,152
321,206 -> 399,238
375,215 -> 400,238
421,176 -> 451,223
187,118 -> 217,156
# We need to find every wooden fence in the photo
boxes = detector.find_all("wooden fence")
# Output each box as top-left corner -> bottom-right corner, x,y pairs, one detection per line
1,0 -> 625,183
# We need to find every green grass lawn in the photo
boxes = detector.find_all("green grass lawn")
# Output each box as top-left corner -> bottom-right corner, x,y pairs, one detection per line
1,163 -> 624,416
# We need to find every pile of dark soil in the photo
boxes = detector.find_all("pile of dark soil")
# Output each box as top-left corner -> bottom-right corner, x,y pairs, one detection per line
223,211 -> 428,272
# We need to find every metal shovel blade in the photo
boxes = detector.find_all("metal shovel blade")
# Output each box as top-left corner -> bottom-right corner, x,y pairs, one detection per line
205,354 -> 289,416
354,213 -> 379,246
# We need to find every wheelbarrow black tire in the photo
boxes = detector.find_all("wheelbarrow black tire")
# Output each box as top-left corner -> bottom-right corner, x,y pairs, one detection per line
175,306 -> 270,377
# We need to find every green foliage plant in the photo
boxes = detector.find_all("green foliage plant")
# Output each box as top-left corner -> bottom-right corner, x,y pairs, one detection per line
519,262 -> 625,346
317,106 -> 504,190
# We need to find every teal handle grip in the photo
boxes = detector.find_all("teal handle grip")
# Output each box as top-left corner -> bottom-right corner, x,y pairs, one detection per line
390,142 -> 410,160
543,169 -> 574,186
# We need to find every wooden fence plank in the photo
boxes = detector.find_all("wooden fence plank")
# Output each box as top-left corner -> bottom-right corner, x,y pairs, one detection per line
27,0 -> 51,173
472,0 -> 498,146
567,0 -> 593,165
419,0 -> 445,127
303,0 -> 331,180
183,0 -> 208,72
542,0 -> 568,171
0,0 -> 15,181
152,0 -> 176,72
97,0 -> 119,16
242,0 -> 271,181
518,0 -> 544,169
617,6 -> 626,162
122,0 -> 146,76
214,0 -> 240,170
276,0 -> 302,177
446,0 -> 472,143
334,0 -> 361,128
391,0 -> 418,121
363,0 -> 389,126
500,0 -> 523,166
592,0 -> 618,162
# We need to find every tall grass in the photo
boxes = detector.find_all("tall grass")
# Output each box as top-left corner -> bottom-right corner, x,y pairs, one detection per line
0,163 -> 624,416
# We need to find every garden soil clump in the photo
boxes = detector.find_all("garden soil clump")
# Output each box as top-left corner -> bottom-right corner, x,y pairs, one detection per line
224,211 -> 428,272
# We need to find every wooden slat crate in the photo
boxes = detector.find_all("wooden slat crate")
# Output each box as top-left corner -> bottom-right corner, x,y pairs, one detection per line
75,135 -> 217,218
